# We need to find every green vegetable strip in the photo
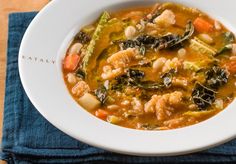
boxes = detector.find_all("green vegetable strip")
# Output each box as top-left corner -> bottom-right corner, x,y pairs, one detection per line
190,37 -> 217,56
82,11 -> 110,74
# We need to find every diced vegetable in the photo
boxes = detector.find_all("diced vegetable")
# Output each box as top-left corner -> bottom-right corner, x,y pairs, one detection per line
107,115 -> 122,124
63,54 -> 80,71
95,109 -> 109,119
82,11 -> 110,74
78,93 -> 101,111
193,17 -> 213,33
190,37 -> 217,56
183,61 -> 201,72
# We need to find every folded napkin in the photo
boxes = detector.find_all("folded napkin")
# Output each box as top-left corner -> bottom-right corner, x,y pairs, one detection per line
1,12 -> 236,164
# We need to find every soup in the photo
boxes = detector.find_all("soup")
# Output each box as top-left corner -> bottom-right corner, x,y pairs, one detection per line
62,2 -> 236,130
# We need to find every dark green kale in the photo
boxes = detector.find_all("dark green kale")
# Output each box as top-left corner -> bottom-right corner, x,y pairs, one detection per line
206,66 -> 228,89
118,21 -> 194,53
74,31 -> 91,44
192,83 -> 217,110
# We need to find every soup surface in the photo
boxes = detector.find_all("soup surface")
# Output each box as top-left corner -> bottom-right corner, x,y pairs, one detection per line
63,2 -> 236,130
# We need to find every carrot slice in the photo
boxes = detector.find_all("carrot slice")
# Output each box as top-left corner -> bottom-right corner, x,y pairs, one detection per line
95,109 -> 109,119
193,17 -> 214,33
63,54 -> 80,71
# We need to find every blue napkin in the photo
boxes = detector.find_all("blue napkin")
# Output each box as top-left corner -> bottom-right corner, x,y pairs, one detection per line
1,12 -> 236,164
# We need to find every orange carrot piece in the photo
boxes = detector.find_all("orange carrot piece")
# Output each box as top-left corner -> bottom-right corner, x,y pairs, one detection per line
193,17 -> 214,33
63,54 -> 80,71
95,109 -> 109,119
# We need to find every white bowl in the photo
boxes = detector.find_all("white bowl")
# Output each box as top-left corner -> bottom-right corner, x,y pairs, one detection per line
19,0 -> 236,156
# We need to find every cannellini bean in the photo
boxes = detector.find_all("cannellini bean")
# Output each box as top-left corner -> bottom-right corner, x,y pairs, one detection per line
125,26 -> 136,39
232,44 -> 236,55
104,80 -> 109,90
153,57 -> 167,72
199,34 -> 214,44
214,20 -> 222,30
189,104 -> 197,110
214,99 -> 224,110
69,43 -> 83,55
147,14 -> 152,19
178,48 -> 187,58
67,73 -> 77,84
107,105 -> 120,111
154,10 -> 176,27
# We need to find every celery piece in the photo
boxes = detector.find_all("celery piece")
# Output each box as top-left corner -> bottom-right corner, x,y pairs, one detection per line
82,11 -> 110,74
190,37 -> 217,56
183,61 -> 201,72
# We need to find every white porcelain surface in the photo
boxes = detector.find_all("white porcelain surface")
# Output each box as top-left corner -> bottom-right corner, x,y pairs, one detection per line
19,0 -> 236,156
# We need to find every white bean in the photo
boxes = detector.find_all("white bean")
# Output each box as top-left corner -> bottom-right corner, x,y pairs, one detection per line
67,73 -> 77,84
153,57 -> 167,72
199,34 -> 214,44
214,20 -> 222,30
214,99 -> 223,110
178,48 -> 186,58
107,105 -> 120,111
147,14 -> 152,19
78,93 -> 100,111
125,26 -> 136,39
69,43 -> 83,55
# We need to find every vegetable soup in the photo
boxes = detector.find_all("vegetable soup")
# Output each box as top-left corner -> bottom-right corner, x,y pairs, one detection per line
62,2 -> 236,130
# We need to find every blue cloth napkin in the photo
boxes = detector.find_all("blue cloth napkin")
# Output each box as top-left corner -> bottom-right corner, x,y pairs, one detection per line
1,12 -> 236,164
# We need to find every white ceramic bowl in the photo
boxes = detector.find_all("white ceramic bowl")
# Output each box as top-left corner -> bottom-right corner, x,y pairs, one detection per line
19,0 -> 236,156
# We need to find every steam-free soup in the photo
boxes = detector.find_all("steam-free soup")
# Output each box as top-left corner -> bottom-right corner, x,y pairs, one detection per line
63,2 -> 236,130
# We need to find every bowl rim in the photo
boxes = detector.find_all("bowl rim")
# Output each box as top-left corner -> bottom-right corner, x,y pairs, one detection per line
19,0 -> 236,156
